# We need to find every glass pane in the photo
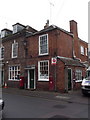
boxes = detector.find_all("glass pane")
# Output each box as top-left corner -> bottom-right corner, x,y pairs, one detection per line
39,61 -> 48,80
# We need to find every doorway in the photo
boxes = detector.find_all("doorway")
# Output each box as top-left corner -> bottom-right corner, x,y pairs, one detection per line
27,69 -> 35,89
0,69 -> 4,86
68,68 -> 72,90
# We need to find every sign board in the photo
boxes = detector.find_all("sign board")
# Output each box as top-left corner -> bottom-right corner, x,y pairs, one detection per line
51,57 -> 57,65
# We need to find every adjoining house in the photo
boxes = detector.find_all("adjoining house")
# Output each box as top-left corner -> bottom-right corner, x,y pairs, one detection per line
0,20 -> 88,92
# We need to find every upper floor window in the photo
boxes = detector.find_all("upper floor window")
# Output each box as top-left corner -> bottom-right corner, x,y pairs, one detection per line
0,46 -> 4,59
85,48 -> 88,56
1,30 -> 5,38
13,23 -> 25,34
80,46 -> 84,55
12,41 -> 18,58
1,29 -> 12,38
39,34 -> 48,55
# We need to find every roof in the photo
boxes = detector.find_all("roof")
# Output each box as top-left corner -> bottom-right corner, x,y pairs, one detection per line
79,38 -> 88,44
27,25 -> 73,37
1,28 -> 12,32
12,22 -> 26,27
57,56 -> 85,67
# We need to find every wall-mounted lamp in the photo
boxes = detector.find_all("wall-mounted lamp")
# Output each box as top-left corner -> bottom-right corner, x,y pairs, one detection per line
22,40 -> 27,46
6,61 -> 8,64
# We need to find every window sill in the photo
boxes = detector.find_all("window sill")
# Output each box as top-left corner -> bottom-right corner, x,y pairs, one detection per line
8,79 -> 20,81
12,57 -> 18,59
38,79 -> 49,82
81,54 -> 84,56
75,80 -> 82,83
38,54 -> 49,57
0,58 -> 4,60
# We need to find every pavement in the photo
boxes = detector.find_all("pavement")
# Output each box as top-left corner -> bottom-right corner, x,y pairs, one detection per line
2,87 -> 89,104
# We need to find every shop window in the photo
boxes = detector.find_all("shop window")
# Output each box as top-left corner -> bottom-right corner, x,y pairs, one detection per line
38,60 -> 49,81
9,66 -> 20,81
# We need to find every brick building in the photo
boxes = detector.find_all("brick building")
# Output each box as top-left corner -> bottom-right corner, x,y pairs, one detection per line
0,20 -> 88,92
88,40 -> 90,66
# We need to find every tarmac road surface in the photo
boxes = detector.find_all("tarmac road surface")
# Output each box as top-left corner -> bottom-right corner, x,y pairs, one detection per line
2,91 -> 89,119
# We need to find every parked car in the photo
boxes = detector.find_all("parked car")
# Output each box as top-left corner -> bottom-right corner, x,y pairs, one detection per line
0,99 -> 4,110
81,67 -> 90,96
81,77 -> 90,95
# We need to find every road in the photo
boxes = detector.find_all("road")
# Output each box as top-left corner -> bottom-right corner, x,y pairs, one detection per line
2,92 -> 89,119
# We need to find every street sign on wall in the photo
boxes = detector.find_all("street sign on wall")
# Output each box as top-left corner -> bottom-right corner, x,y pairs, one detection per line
51,57 -> 57,65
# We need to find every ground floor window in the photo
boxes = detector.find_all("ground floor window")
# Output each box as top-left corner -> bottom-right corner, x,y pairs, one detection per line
75,69 -> 82,80
9,66 -> 20,81
38,60 -> 49,81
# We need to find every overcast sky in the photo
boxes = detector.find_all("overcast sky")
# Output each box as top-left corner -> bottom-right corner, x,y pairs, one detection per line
0,0 -> 89,42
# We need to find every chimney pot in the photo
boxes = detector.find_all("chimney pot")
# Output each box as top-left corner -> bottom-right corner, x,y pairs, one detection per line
44,20 -> 49,28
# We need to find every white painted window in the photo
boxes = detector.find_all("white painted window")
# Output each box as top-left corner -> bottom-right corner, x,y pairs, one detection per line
38,60 -> 49,81
13,24 -> 25,34
12,41 -> 18,58
80,46 -> 84,55
85,48 -> 88,56
75,69 -> 82,80
13,25 -> 17,34
0,46 -> 4,59
1,31 -> 5,38
9,66 -> 20,81
39,34 -> 48,55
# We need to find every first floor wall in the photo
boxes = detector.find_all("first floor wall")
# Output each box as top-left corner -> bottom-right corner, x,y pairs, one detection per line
2,58 -> 86,92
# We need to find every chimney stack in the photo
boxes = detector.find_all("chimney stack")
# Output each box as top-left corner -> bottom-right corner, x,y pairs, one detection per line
70,20 -> 78,37
70,20 -> 80,58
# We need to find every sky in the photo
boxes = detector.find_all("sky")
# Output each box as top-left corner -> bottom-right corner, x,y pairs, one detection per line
0,0 -> 89,42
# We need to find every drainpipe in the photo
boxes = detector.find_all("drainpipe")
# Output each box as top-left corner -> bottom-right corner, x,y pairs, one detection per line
54,53 -> 57,92
64,65 -> 68,93
72,34 -> 75,59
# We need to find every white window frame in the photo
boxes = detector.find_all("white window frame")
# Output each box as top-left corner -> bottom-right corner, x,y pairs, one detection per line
38,60 -> 49,81
85,48 -> 88,56
13,25 -> 17,34
0,46 -> 4,60
75,69 -> 82,81
1,31 -> 5,38
8,66 -> 20,81
12,41 -> 18,58
39,34 -> 48,56
80,46 -> 84,55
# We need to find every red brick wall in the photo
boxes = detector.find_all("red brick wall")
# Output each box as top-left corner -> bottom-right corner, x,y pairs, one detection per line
70,20 -> 88,62
27,29 -> 73,59
56,60 -> 65,92
70,20 -> 80,58
79,40 -> 88,62
2,34 -> 27,87
26,29 -> 73,91
2,22 -> 88,92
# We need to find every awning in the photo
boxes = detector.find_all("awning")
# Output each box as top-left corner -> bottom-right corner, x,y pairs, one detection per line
57,56 -> 85,67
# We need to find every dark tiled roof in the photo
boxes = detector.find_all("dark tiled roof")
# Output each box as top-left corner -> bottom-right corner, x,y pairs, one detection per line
33,25 -> 73,36
79,38 -> 88,44
58,57 -> 85,67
